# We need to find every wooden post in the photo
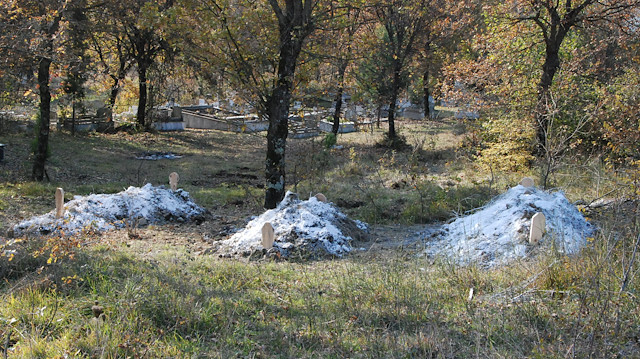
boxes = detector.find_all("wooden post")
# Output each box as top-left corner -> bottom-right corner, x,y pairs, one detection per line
261,222 -> 275,249
55,187 -> 64,219
519,177 -> 535,187
169,172 -> 179,191
529,212 -> 546,244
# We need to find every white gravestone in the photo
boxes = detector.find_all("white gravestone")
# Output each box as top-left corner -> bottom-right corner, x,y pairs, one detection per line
519,177 -> 535,188
169,172 -> 179,191
55,188 -> 65,219
314,193 -> 327,203
261,222 -> 275,249
529,212 -> 546,244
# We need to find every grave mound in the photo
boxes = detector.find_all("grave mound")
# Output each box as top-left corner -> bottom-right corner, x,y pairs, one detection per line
11,184 -> 206,237
214,192 -> 368,259
424,184 -> 593,267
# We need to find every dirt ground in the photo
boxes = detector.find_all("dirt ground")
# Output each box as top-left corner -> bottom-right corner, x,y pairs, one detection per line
87,213 -> 432,261
1,118 -> 636,265
1,122 -> 445,260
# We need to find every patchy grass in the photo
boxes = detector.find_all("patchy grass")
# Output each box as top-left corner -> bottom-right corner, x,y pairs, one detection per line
287,121 -> 497,224
2,214 -> 639,357
192,184 -> 263,210
1,118 -> 639,357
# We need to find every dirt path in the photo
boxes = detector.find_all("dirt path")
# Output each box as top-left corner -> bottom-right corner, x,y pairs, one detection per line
94,220 -> 434,261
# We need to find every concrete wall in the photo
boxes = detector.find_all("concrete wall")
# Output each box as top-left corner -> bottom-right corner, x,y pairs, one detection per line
182,110 -> 268,133
399,107 -> 424,120
155,121 -> 186,131
317,120 -> 356,133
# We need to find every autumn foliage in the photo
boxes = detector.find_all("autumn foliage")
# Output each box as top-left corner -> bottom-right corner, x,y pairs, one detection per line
0,0 -> 638,199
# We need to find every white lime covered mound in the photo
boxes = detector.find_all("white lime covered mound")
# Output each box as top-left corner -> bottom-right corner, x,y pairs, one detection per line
216,192 -> 368,258
424,185 -> 593,267
12,184 -> 206,237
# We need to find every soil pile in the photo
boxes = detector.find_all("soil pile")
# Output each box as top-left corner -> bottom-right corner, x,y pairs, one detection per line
424,185 -> 593,266
11,184 -> 206,237
215,192 -> 368,259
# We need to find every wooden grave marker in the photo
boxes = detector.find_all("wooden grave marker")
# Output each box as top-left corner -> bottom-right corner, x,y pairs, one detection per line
169,172 -> 179,191
55,188 -> 65,219
529,212 -> 546,244
261,222 -> 275,249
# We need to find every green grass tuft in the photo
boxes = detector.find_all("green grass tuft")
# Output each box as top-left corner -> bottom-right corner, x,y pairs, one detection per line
1,120 -> 639,357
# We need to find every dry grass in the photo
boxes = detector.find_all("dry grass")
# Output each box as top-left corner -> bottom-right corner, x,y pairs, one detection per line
1,119 -> 639,358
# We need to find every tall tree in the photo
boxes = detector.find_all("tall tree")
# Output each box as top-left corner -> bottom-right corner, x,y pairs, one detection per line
372,0 -> 427,142
61,0 -> 91,130
96,0 -> 174,128
88,2 -> 134,114
179,0 -> 329,208
263,0 -> 317,208
354,26 -> 394,126
0,1 -> 69,181
502,0 -> 640,153
325,4 -> 363,137
415,0 -> 481,118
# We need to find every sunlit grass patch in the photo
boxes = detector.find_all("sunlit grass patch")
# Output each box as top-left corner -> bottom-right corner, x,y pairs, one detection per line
189,183 -> 262,209
1,213 -> 640,357
1,118 -> 639,357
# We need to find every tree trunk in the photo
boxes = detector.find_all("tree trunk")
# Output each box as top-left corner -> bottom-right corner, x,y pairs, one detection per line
535,41 -> 562,154
264,40 -> 302,209
263,0 -> 313,209
137,65 -> 148,128
332,62 -> 347,136
387,63 -> 401,140
32,57 -> 52,181
110,42 -> 131,109
423,68 -> 430,119
423,41 -> 431,119
71,99 -> 76,136
107,62 -> 130,121
108,77 -> 120,113
264,99 -> 289,209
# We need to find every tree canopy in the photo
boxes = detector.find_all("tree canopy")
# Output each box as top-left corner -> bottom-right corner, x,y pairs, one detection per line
0,0 -> 638,204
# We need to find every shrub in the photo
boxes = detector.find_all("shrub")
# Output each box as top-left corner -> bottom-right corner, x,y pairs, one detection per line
322,133 -> 337,149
